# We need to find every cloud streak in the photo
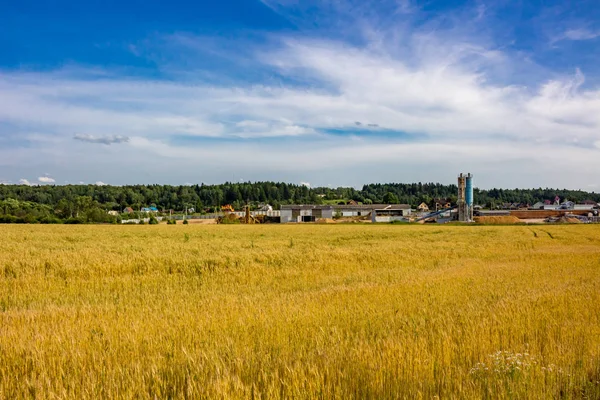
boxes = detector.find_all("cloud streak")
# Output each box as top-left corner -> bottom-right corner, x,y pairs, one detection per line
73,134 -> 130,145
562,28 -> 600,41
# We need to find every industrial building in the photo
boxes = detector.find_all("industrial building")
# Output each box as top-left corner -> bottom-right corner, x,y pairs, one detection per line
369,205 -> 412,222
280,205 -> 334,223
280,204 -> 411,223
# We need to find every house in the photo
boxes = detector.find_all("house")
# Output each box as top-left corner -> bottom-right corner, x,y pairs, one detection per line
107,210 -> 119,216
434,199 -> 452,210
141,206 -> 159,213
531,202 -> 545,210
417,202 -> 430,212
347,199 -> 358,206
544,200 -> 552,205
123,207 -> 134,214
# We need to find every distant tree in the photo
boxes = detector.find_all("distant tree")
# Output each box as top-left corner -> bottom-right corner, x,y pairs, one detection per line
383,192 -> 399,204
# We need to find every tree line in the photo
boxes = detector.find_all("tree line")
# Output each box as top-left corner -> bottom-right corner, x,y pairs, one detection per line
1,182 -> 598,223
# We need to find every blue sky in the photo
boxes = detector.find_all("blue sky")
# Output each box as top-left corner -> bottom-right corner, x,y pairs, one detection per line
1,0 -> 599,189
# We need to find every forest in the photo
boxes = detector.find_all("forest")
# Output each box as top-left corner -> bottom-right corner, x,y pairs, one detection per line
1,182 -> 599,223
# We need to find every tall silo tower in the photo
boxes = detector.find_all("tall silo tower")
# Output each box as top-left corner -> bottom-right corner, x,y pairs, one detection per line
466,173 -> 473,221
458,173 -> 467,222
458,173 -> 473,222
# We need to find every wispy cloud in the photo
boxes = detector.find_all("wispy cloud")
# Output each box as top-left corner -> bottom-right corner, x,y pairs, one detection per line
18,179 -> 32,186
551,28 -> 600,44
73,134 -> 130,145
563,28 -> 600,41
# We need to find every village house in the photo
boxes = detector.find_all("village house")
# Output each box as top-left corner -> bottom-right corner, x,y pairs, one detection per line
417,202 -> 429,212
434,199 -> 452,210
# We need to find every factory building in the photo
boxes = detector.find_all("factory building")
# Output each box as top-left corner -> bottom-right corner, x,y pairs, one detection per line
280,204 -> 411,223
370,205 -> 412,222
280,205 -> 334,223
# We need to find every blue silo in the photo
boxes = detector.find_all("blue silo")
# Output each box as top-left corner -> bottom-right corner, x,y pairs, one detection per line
465,174 -> 473,206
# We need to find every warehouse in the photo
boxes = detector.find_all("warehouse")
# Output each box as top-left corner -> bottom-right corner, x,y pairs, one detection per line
280,205 -> 334,223
280,204 -> 411,223
370,205 -> 412,222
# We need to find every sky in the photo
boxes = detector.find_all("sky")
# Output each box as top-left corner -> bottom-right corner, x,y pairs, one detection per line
1,0 -> 599,190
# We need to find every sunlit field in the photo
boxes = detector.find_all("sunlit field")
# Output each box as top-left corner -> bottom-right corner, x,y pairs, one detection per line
1,224 -> 599,398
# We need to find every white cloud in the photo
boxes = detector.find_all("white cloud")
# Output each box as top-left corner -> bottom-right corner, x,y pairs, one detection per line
233,120 -> 317,138
300,181 -> 311,187
551,28 -> 600,44
236,120 -> 269,129
2,44 -> 598,146
18,179 -> 32,186
95,181 -> 107,186
38,176 -> 56,183
74,134 -> 130,145
563,28 -> 600,41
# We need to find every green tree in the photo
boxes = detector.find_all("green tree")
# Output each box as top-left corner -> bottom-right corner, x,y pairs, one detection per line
383,192 -> 399,204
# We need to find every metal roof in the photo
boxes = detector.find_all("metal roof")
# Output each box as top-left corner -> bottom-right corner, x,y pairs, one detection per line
281,204 -> 411,210
280,205 -> 334,210
340,204 -> 411,210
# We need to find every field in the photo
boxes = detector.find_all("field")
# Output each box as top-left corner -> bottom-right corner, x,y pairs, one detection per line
1,224 -> 600,399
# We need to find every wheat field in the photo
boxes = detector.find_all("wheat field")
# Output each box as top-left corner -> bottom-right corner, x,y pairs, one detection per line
1,224 -> 599,399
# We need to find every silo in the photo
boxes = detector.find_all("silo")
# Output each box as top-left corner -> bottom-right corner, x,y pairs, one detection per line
466,173 -> 474,221
458,173 -> 466,222
465,173 -> 473,206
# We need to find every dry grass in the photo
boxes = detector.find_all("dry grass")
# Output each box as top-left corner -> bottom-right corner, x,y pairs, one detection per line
1,224 -> 600,399
474,216 -> 522,224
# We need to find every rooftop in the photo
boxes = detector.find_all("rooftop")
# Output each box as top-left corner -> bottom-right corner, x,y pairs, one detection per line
281,204 -> 411,210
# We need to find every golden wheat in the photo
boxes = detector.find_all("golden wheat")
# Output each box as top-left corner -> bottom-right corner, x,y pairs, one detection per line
1,224 -> 599,399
